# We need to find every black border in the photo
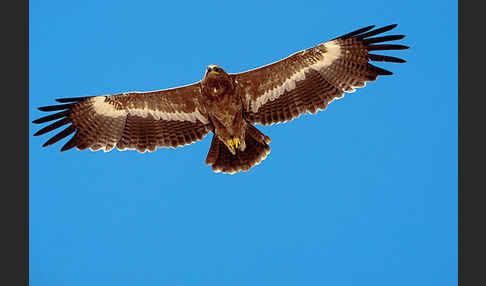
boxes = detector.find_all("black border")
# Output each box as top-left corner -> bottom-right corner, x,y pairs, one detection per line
4,0 -> 28,284
460,1 -> 485,285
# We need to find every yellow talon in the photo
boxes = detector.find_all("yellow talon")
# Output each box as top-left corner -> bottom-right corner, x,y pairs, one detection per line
226,137 -> 241,153
226,138 -> 234,151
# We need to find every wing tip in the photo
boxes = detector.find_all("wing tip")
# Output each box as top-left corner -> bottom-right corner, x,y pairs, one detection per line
55,96 -> 88,103
339,23 -> 403,41
37,103 -> 75,112
368,54 -> 408,63
38,106 -> 52,112
367,44 -> 410,51
336,24 -> 376,40
40,125 -> 76,148
32,110 -> 69,124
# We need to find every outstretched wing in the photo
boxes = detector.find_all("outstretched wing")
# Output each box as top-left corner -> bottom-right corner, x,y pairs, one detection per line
33,82 -> 212,153
232,24 -> 409,125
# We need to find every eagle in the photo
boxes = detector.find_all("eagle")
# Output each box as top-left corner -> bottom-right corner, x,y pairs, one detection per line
33,24 -> 408,174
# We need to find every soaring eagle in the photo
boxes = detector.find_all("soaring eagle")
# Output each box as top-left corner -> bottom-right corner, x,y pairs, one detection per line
33,24 -> 408,174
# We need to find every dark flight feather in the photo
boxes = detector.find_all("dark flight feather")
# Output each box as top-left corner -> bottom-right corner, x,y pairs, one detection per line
42,125 -> 76,147
358,24 -> 398,39
34,118 -> 70,136
336,25 -> 376,40
38,103 -> 75,112
367,44 -> 410,51
55,97 -> 89,103
32,111 -> 69,124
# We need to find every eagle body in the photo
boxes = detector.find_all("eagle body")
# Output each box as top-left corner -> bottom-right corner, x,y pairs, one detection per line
199,65 -> 272,170
201,68 -> 246,151
33,24 -> 409,174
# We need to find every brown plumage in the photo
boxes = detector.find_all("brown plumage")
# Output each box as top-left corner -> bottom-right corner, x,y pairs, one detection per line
33,24 -> 409,174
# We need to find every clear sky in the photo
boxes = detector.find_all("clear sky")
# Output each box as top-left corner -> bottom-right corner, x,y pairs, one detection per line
29,0 -> 457,285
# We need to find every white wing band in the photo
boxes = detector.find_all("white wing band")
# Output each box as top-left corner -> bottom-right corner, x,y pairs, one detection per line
91,96 -> 208,123
250,41 -> 342,113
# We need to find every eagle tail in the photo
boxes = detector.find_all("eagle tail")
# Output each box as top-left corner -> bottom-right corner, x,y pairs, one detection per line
206,125 -> 271,174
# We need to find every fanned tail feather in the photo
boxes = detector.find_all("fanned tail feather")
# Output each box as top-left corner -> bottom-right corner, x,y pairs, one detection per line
206,125 -> 271,174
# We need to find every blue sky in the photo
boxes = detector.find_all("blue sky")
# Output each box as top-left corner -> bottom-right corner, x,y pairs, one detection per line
29,1 -> 457,285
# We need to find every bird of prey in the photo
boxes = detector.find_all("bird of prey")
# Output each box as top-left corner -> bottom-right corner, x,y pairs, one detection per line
33,24 -> 408,174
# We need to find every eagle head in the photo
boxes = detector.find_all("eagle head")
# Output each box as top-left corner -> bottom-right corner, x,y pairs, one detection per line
202,65 -> 234,98
205,65 -> 227,79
